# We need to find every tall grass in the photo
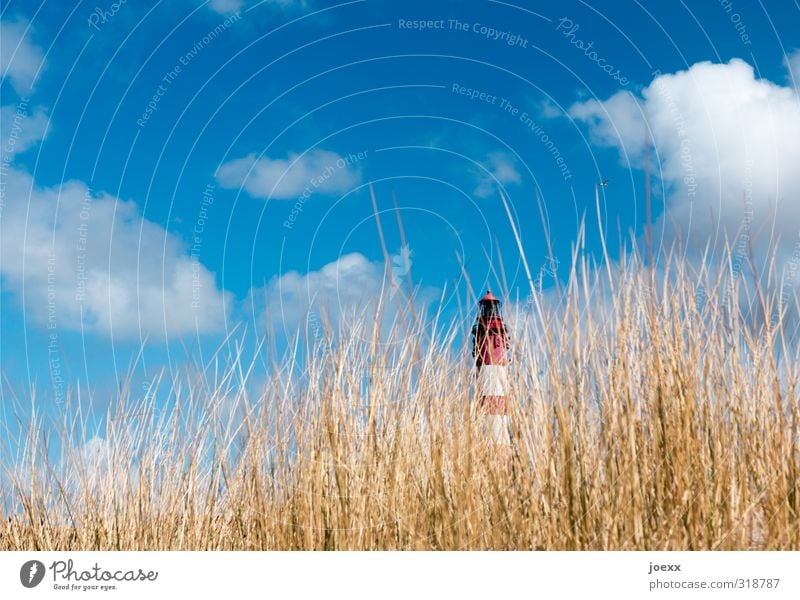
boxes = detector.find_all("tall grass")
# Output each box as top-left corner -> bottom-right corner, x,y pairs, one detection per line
1,244 -> 799,550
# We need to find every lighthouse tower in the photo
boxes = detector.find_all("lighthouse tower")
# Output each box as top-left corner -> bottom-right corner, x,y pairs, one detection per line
471,289 -> 511,445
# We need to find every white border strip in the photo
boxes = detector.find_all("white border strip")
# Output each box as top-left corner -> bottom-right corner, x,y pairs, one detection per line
1,551 -> 799,598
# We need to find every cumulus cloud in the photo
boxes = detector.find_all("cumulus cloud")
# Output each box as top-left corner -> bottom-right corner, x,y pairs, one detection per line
206,0 -> 310,14
0,167 -> 232,339
539,98 -> 564,119
1,102 -> 48,158
1,15 -> 230,340
0,19 -> 45,93
216,149 -> 362,200
569,91 -> 644,160
253,253 -> 386,333
208,0 -> 244,14
259,0 -> 311,10
474,151 -> 521,198
246,249 -> 436,342
570,59 -> 800,258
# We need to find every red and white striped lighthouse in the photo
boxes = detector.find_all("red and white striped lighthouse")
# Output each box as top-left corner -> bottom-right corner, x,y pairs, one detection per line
471,289 -> 511,445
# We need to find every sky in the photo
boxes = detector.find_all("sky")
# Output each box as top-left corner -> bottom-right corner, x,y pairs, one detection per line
1,0 -> 799,419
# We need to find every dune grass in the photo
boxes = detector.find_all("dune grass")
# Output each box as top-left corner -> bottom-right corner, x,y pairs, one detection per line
1,242 -> 799,550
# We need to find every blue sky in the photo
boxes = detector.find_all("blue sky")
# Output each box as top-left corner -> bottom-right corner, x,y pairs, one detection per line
1,0 -> 799,417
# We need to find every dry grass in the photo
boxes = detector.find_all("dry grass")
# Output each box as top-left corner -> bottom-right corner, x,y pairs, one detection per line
1,246 -> 799,550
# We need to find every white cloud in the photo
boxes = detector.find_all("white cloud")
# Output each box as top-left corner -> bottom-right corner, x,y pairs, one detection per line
0,19 -> 45,94
569,91 -> 644,159
474,151 -> 521,198
62,435 -> 140,506
247,249 -> 436,342
1,103 -> 48,158
80,436 -> 109,484
206,0 -> 310,14
0,167 -> 232,339
208,0 -> 244,14
260,0 -> 311,10
216,149 -> 362,200
1,17 -> 229,340
539,98 -> 563,119
570,59 -> 800,257
254,252 -> 386,333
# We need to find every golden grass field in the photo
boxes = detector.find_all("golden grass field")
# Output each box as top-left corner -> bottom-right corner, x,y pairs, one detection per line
1,242 -> 799,550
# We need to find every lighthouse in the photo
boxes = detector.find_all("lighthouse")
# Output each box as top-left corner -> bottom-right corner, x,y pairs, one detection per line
471,289 -> 511,445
